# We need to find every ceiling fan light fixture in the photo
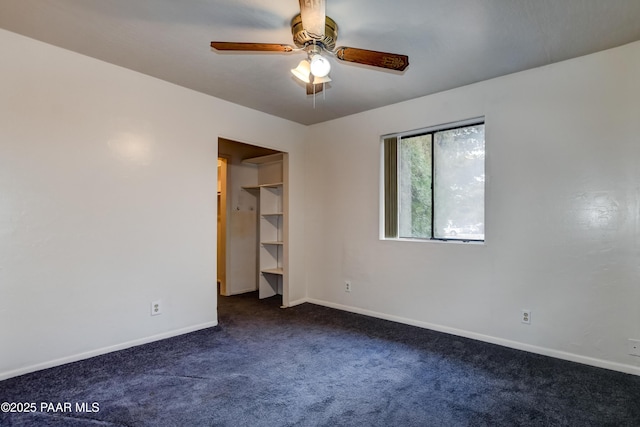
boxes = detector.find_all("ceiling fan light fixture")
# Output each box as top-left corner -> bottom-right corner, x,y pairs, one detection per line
212,0 -> 410,99
309,54 -> 331,78
291,59 -> 312,83
312,74 -> 332,84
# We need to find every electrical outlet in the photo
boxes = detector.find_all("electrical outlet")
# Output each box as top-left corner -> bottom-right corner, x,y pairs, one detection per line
628,339 -> 640,357
345,281 -> 351,293
151,300 -> 162,316
521,309 -> 531,324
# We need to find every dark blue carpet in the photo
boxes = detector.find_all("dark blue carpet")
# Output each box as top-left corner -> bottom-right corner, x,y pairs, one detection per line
1,292 -> 640,426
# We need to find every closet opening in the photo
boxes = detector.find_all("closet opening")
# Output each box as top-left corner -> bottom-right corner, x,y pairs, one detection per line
217,138 -> 288,307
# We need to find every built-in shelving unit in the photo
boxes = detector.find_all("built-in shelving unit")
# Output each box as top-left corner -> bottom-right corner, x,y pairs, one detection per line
241,153 -> 285,299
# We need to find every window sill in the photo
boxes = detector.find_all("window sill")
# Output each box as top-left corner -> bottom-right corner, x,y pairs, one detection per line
382,237 -> 485,245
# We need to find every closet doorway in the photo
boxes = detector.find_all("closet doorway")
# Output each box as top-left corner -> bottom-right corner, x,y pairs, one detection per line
217,138 -> 285,300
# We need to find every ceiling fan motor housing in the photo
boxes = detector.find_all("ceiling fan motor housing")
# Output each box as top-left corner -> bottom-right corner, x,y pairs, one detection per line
291,14 -> 338,51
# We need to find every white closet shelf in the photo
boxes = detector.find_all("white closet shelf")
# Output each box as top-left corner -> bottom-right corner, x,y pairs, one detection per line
242,182 -> 283,191
243,153 -> 285,300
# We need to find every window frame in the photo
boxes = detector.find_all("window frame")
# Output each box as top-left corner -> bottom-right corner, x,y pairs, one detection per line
382,118 -> 485,243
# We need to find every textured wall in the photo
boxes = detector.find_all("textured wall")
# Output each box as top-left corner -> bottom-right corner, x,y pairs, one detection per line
304,41 -> 640,374
0,29 -> 306,379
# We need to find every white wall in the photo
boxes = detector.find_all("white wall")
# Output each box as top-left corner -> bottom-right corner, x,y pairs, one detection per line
0,29 -> 306,380
304,41 -> 640,374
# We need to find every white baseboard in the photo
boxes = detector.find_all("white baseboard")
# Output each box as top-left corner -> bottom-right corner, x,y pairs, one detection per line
0,321 -> 218,381
225,287 -> 257,296
285,297 -> 308,308
305,298 -> 640,377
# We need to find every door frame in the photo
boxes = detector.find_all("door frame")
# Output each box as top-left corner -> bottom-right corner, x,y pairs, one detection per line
217,156 -> 230,296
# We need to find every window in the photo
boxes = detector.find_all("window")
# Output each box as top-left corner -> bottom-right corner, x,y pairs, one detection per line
383,121 -> 485,242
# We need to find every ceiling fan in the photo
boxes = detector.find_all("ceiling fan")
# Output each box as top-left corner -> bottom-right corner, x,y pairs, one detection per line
210,0 -> 409,95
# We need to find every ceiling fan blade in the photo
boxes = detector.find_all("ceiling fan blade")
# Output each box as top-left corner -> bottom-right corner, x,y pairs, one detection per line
335,47 -> 409,71
211,42 -> 294,52
299,0 -> 326,38
306,83 -> 324,95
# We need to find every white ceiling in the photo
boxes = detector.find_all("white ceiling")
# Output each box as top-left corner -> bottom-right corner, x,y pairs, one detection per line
1,0 -> 639,125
